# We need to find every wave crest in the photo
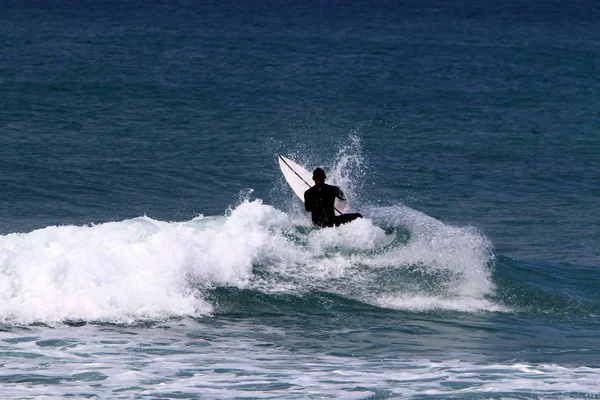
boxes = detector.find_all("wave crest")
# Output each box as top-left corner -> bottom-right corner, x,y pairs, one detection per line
0,200 -> 500,324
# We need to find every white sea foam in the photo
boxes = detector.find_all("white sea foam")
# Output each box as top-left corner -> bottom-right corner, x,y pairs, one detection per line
307,218 -> 390,255
364,205 -> 501,312
1,323 -> 598,399
0,199 -> 501,324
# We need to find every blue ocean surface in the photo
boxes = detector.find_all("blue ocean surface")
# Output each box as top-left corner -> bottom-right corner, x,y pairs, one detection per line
1,0 -> 599,398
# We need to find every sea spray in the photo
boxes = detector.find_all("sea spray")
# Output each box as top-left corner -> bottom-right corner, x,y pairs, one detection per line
274,134 -> 368,216
328,134 -> 368,206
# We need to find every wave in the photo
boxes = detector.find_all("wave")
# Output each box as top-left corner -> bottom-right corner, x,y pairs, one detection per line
0,198 -> 504,324
493,256 -> 600,317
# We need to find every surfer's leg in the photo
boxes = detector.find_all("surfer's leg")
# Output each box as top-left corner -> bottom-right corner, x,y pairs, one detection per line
333,213 -> 363,226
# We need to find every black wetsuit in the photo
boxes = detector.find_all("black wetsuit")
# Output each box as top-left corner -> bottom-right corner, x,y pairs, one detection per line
304,183 -> 363,228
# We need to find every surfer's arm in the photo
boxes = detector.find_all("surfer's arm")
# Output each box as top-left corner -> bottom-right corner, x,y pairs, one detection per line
304,192 -> 313,212
336,188 -> 347,202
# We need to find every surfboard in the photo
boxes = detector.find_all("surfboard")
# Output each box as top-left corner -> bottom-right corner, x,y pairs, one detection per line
278,155 -> 349,216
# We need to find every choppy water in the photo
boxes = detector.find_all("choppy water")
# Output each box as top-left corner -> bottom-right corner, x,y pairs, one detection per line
1,0 -> 599,398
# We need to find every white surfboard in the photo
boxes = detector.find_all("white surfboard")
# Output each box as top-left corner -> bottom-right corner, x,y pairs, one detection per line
278,155 -> 348,216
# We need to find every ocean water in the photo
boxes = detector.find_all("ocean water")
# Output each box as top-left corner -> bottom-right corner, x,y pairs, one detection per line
1,0 -> 599,398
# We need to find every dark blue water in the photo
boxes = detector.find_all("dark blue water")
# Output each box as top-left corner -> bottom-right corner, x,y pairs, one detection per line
1,1 -> 599,398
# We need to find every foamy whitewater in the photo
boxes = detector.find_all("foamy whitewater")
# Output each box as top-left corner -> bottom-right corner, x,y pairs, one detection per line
2,322 -> 600,399
0,198 -> 500,325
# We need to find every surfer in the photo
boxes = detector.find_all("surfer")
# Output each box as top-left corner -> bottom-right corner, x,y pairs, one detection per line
304,168 -> 363,228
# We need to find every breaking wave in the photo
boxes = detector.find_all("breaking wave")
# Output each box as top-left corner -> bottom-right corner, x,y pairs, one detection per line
0,198 -> 501,324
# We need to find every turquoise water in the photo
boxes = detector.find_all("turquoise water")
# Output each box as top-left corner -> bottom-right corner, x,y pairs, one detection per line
1,1 -> 599,398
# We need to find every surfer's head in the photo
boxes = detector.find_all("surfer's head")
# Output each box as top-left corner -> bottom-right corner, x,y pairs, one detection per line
312,168 -> 326,183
